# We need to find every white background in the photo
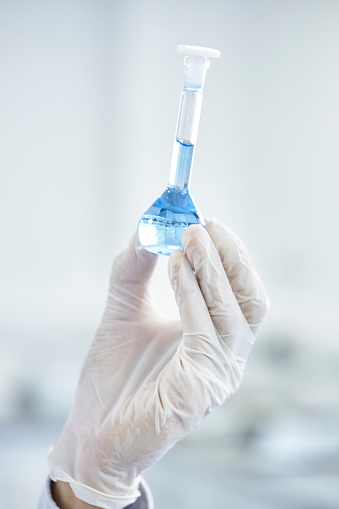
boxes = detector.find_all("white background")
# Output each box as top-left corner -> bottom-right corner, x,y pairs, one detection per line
0,1 -> 338,508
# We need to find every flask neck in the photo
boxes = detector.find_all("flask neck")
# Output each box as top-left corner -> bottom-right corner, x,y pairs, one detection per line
168,88 -> 203,190
168,57 -> 209,190
168,138 -> 195,190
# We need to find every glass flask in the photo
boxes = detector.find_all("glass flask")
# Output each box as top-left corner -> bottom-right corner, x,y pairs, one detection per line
138,45 -> 220,255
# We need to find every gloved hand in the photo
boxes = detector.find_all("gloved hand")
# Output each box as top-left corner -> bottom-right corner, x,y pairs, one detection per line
48,218 -> 269,509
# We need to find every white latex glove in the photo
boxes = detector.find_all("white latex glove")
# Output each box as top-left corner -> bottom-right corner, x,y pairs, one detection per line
48,218 -> 269,509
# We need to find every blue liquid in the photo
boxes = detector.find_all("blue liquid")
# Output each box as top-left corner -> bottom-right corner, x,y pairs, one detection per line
138,140 -> 204,255
138,186 -> 204,256
171,140 -> 194,189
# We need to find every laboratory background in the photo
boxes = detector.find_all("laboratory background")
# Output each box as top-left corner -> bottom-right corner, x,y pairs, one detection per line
1,1 -> 338,508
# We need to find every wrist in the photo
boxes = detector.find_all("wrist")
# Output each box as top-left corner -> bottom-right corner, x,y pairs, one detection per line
51,481 -> 102,509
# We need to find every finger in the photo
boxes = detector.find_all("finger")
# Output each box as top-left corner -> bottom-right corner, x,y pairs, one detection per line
108,232 -> 158,311
168,249 -> 244,376
166,250 -> 244,412
112,232 -> 157,284
168,250 -> 215,339
181,225 -> 254,363
205,218 -> 269,336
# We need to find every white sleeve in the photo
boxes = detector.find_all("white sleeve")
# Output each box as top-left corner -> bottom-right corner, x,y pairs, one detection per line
37,477 -> 154,509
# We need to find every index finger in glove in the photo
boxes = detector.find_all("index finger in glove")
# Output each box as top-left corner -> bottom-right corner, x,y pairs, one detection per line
205,218 -> 269,336
167,244 -> 244,407
181,225 -> 254,363
168,249 -> 238,378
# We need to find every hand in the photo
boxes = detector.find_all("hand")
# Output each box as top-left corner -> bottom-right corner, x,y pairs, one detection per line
48,218 -> 269,509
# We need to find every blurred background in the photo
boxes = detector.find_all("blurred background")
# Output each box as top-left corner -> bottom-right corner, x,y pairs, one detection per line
0,0 -> 338,507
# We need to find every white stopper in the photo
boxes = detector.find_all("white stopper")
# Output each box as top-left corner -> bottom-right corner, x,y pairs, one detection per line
176,45 -> 221,59
176,45 -> 220,91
